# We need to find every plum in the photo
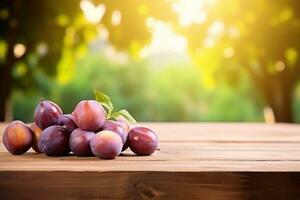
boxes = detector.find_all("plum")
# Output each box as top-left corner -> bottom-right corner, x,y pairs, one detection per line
122,139 -> 129,152
102,120 -> 127,143
115,116 -> 130,132
38,125 -> 70,156
128,127 -> 158,156
90,131 -> 122,159
58,114 -> 77,133
3,121 -> 33,155
68,113 -> 76,121
30,123 -> 42,153
73,100 -> 106,131
69,129 -> 94,156
34,100 -> 63,129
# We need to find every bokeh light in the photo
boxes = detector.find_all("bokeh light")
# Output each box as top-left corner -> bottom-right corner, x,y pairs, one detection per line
0,0 -> 299,123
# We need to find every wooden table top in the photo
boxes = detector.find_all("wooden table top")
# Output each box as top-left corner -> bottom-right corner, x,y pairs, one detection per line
1,122 -> 300,172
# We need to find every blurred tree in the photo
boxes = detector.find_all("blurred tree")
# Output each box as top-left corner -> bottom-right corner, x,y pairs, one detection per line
178,0 -> 300,122
0,0 -> 87,121
12,52 -> 263,123
0,0 -> 175,121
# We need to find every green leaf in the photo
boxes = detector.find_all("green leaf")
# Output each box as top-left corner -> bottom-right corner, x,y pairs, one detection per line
94,89 -> 113,117
111,109 -> 137,123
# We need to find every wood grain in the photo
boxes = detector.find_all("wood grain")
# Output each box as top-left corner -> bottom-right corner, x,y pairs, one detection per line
1,123 -> 300,172
1,171 -> 300,200
1,123 -> 300,199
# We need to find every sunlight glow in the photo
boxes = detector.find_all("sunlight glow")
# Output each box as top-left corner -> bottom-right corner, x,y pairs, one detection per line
275,60 -> 286,72
204,37 -> 215,48
36,42 -> 48,56
103,46 -> 129,65
80,0 -> 105,24
13,43 -> 26,58
140,17 -> 187,57
98,26 -> 109,40
223,47 -> 235,58
172,0 -> 209,26
208,20 -> 224,36
111,10 -> 122,26
228,26 -> 240,38
204,20 -> 225,47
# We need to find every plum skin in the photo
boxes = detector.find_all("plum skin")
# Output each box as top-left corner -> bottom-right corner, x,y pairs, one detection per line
101,120 -> 127,143
58,114 -> 77,133
115,116 -> 131,132
90,131 -> 122,159
128,127 -> 158,156
38,125 -> 70,156
73,100 -> 106,131
30,123 -> 42,153
34,100 -> 63,129
3,120 -> 33,155
69,129 -> 94,156
122,139 -> 129,152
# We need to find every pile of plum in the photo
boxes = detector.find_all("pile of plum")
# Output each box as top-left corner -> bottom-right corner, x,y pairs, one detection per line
2,93 -> 158,159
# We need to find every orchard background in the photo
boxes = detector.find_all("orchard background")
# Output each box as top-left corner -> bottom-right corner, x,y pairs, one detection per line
1,0 -> 300,123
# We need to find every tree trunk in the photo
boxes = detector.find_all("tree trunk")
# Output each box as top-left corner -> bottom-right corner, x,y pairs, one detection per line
269,95 -> 293,123
0,86 -> 10,122
244,60 -> 296,123
0,45 -> 14,122
0,66 -> 12,121
0,1 -> 20,121
0,70 -> 11,121
264,82 -> 294,123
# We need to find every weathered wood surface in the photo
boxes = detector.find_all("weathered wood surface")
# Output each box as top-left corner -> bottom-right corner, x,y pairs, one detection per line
1,123 -> 300,199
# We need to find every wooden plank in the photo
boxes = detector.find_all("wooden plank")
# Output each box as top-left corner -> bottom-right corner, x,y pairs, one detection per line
1,142 -> 300,171
140,123 -> 300,142
1,123 -> 300,199
1,171 -> 300,200
1,123 -> 300,172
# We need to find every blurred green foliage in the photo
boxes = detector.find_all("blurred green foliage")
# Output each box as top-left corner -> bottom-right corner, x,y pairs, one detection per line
177,0 -> 300,122
12,52 -> 264,122
2,0 -> 300,123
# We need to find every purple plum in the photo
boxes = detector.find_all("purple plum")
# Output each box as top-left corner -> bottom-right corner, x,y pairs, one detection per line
38,125 -> 70,156
58,114 -> 77,133
73,100 -> 106,131
102,120 -> 127,143
30,123 -> 42,153
69,129 -> 94,156
3,121 -> 33,155
90,131 -> 122,159
128,127 -> 158,156
34,100 -> 63,129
